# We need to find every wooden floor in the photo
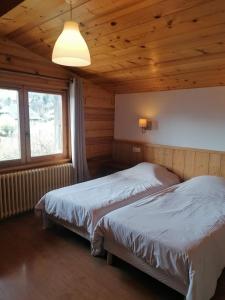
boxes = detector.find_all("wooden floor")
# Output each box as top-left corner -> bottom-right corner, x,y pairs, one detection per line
0,214 -> 225,300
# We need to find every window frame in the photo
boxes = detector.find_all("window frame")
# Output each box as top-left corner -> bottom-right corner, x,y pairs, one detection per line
0,85 -> 26,168
0,84 -> 70,172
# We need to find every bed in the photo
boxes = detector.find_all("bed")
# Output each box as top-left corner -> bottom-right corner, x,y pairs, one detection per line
35,162 -> 180,240
92,176 -> 225,300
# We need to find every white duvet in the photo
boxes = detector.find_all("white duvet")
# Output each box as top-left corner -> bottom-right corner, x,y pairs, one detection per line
35,162 -> 179,238
92,176 -> 225,300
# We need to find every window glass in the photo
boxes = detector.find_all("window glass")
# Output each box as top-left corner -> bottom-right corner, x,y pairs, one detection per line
0,88 -> 21,161
28,91 -> 63,157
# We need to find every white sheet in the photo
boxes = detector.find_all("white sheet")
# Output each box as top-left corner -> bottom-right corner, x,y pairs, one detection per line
92,176 -> 225,300
35,162 -> 180,238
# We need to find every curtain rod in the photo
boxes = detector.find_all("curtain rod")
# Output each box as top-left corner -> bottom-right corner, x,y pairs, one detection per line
0,68 -> 78,82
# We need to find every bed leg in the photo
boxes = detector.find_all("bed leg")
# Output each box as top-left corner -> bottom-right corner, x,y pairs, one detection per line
42,213 -> 52,229
107,252 -> 113,265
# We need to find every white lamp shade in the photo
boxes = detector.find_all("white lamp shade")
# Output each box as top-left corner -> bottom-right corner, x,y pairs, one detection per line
52,21 -> 91,67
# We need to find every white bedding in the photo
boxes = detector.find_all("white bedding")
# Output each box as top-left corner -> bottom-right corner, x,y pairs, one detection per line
92,176 -> 225,300
35,162 -> 179,238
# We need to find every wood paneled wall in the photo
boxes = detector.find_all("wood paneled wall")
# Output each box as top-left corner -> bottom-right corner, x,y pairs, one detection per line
84,80 -> 115,176
0,37 -> 70,90
113,140 -> 225,180
0,37 -> 115,176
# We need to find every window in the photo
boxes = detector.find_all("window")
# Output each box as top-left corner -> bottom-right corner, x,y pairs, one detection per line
0,88 -> 21,162
28,91 -> 63,157
0,86 -> 68,170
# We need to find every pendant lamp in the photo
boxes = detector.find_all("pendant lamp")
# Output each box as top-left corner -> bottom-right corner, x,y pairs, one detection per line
52,0 -> 91,67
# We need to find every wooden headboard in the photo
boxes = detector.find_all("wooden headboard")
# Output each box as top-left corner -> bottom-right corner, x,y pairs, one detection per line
113,139 -> 225,180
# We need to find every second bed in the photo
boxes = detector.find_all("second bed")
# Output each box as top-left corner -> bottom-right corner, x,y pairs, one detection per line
92,175 -> 225,300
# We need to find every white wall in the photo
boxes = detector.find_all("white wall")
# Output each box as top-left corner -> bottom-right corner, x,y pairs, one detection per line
115,87 -> 225,151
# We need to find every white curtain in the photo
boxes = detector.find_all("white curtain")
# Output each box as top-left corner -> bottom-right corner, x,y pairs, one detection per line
70,77 -> 90,183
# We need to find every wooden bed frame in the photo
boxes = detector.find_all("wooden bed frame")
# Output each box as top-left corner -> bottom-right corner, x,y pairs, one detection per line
44,212 -> 187,298
43,211 -> 186,298
104,238 -> 187,299
43,209 -> 187,298
43,212 -> 90,241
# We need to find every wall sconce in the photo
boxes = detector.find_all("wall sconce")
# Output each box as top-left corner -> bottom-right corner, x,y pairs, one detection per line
138,118 -> 152,134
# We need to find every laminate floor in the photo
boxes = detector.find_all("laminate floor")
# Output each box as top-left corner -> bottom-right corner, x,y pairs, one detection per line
0,213 -> 225,300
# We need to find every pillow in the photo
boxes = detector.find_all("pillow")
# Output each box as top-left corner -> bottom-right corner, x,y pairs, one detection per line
124,162 -> 180,186
176,175 -> 225,194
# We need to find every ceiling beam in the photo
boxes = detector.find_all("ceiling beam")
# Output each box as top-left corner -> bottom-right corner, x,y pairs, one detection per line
0,0 -> 24,17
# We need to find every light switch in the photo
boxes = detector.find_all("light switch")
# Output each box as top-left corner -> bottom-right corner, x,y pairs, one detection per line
133,146 -> 141,153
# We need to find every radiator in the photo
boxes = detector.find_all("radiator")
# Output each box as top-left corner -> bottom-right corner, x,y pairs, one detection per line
0,163 -> 74,220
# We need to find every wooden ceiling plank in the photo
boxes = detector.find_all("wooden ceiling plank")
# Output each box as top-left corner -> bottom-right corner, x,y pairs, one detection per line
113,69 -> 225,93
98,62 -> 225,84
85,52 -> 225,83
83,0 -> 208,42
1,0 -> 143,40
82,34 -> 225,71
81,0 -> 163,30
0,0 -> 87,38
14,0 -> 225,72
3,0 -> 150,59
8,0 -> 158,47
0,0 -> 49,36
0,0 -> 24,17
12,0 -> 209,51
85,0 -> 224,49
5,0 -> 89,40
87,50 -> 223,74
1,0 -> 225,93
39,19 -> 225,70
90,22 -> 225,58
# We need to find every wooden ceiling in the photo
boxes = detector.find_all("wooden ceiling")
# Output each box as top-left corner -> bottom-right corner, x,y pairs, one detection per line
1,0 -> 225,93
0,0 -> 24,17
